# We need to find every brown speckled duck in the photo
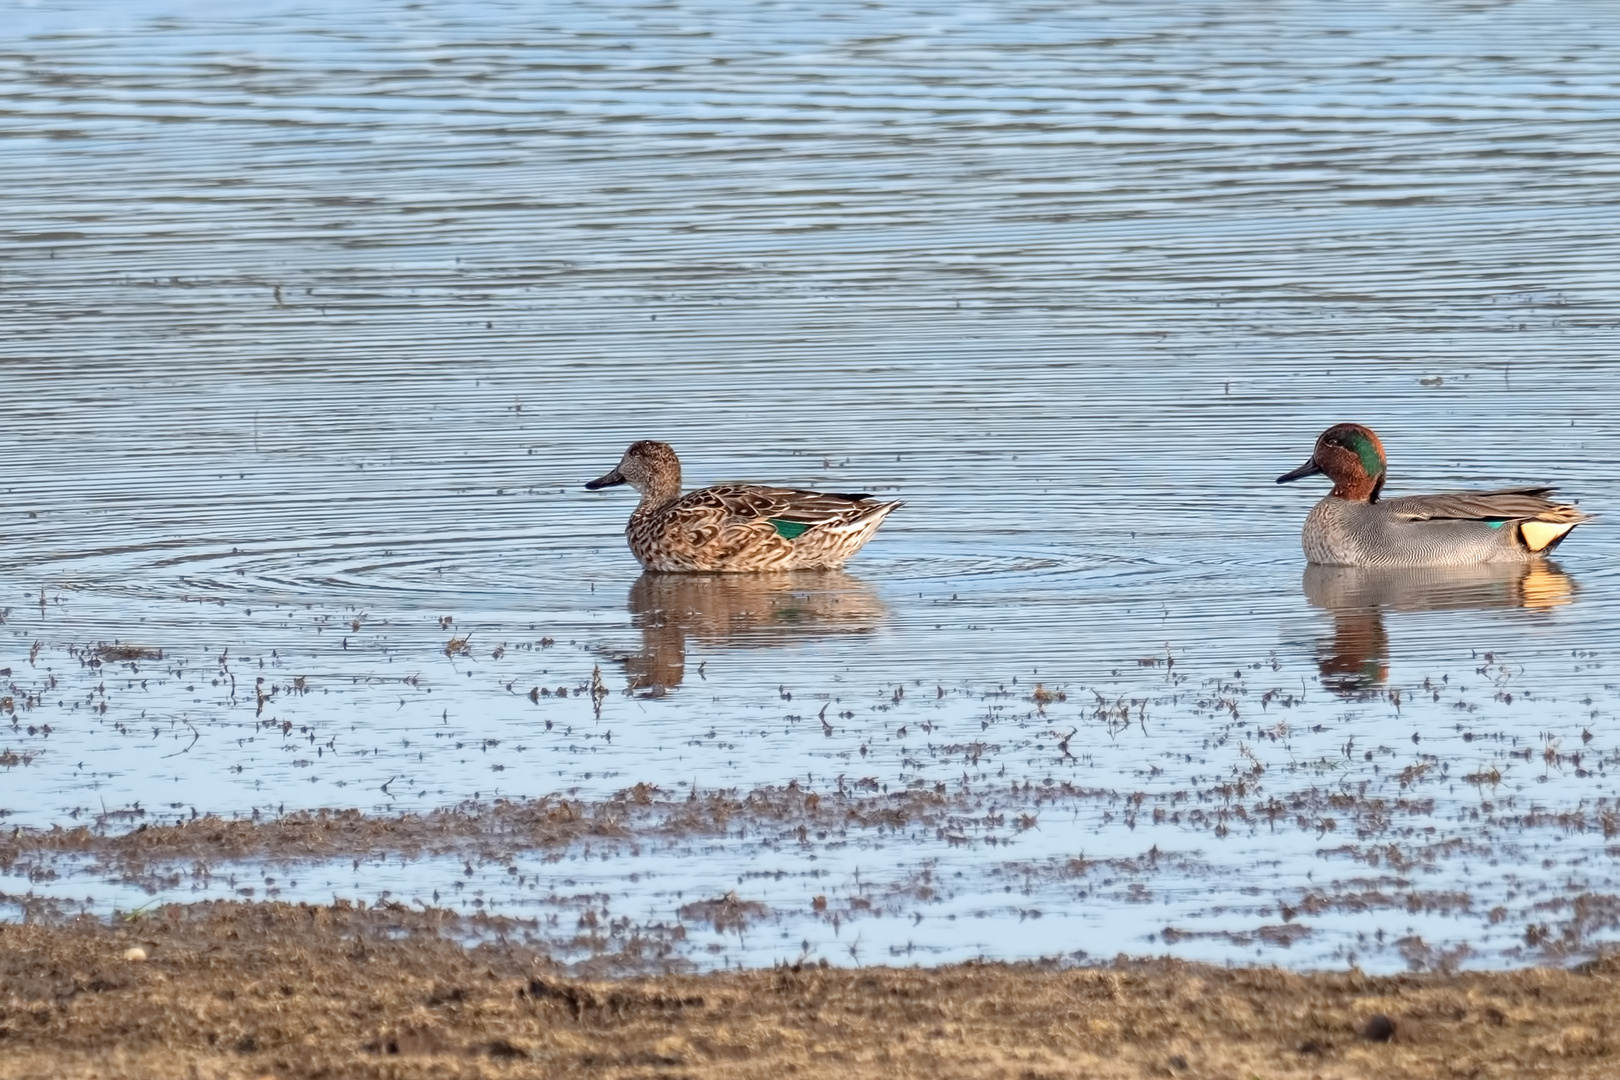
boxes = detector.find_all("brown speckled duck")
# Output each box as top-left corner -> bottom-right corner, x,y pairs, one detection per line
585,441 -> 902,572
1277,423 -> 1589,567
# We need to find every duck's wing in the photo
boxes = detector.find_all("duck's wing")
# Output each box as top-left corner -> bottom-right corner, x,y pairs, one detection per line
1384,487 -> 1589,525
1384,488 -> 1590,553
679,484 -> 890,534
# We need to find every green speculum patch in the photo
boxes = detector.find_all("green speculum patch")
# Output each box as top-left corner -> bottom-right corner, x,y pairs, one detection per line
769,518 -> 810,540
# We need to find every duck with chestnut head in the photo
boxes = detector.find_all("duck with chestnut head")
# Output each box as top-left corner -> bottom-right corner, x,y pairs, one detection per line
585,441 -> 902,572
1276,423 -> 1588,567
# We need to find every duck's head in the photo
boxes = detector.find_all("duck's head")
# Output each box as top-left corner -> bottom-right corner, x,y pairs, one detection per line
1276,423 -> 1387,502
585,440 -> 682,499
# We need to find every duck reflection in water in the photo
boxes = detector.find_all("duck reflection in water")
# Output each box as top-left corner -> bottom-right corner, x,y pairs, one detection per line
623,571 -> 887,692
1303,562 -> 1575,696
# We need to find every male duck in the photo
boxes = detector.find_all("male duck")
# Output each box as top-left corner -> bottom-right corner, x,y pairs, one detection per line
585,441 -> 902,572
1276,423 -> 1588,567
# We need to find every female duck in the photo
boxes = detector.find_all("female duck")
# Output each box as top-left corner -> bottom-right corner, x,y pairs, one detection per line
1276,423 -> 1588,567
585,441 -> 902,572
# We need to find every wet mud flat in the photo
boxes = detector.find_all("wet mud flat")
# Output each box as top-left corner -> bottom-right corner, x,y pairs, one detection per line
10,772 -> 1620,975
5,900 -> 1620,1080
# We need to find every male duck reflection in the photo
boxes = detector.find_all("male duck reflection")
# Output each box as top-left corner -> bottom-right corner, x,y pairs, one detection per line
1304,562 -> 1575,696
585,441 -> 902,572
1277,423 -> 1589,567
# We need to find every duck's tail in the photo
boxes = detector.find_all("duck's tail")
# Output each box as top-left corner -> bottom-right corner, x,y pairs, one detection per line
1519,497 -> 1591,553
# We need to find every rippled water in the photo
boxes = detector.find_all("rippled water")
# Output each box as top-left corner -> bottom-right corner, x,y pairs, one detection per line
4,0 -> 1620,972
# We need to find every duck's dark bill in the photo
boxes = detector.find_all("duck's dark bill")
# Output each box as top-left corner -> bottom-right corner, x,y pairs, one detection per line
1276,458 -> 1324,484
585,468 -> 626,490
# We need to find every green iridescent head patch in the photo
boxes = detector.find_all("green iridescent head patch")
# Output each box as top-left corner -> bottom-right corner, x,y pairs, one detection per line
1340,428 -> 1385,477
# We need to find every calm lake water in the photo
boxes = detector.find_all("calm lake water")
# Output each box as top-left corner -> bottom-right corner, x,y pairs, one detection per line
4,0 -> 1620,972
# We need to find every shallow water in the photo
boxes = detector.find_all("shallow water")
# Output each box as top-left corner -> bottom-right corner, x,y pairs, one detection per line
4,0 -> 1620,972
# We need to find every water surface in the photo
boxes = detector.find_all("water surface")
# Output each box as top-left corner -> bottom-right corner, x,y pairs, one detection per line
4,0 -> 1620,972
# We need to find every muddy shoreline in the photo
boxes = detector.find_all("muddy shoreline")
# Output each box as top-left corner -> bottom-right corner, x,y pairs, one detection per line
4,898 -> 1619,1079
8,780 -> 1620,975
5,788 -> 1620,1075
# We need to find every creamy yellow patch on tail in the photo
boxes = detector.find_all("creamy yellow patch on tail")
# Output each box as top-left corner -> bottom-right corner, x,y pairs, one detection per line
1521,520 -> 1577,552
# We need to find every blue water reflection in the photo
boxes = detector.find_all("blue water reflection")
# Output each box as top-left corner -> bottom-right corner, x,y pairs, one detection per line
2,0 -> 1619,972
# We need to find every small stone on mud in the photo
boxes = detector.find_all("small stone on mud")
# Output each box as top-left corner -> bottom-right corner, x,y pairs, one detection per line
124,946 -> 147,962
1361,1013 -> 1396,1042
487,1039 -> 528,1059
